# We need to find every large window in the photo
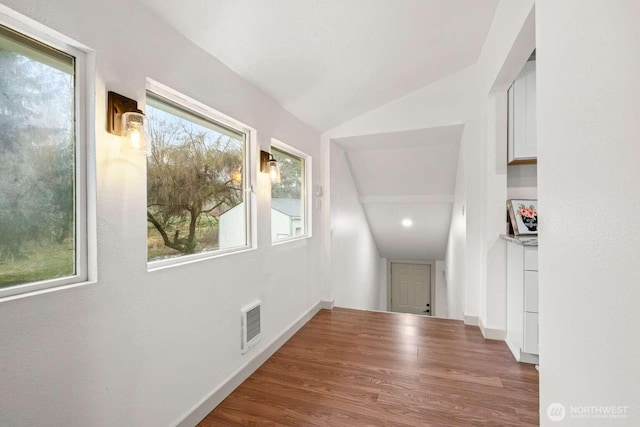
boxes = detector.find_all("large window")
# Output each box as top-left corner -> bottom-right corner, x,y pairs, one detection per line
0,23 -> 86,297
146,87 -> 253,265
271,140 -> 310,243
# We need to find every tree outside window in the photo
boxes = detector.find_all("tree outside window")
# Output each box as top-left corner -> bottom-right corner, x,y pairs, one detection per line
146,94 -> 248,262
0,25 -> 77,289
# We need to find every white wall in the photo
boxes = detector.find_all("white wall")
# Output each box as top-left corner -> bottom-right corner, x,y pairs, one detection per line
379,258 -> 388,310
507,164 -> 537,199
434,261 -> 448,318
330,142 -> 382,310
0,1 -> 323,426
445,138 -> 466,320
480,93 -> 507,330
537,0 -> 640,425
460,103 -> 484,323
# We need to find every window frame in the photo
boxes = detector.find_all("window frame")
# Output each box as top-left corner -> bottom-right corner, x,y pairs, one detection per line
0,10 -> 90,300
270,138 -> 312,245
146,79 -> 257,271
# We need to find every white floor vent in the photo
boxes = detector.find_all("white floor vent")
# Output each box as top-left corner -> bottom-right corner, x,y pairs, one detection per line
241,300 -> 261,354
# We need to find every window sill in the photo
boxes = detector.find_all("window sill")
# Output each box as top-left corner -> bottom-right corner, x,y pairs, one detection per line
0,278 -> 97,303
272,234 -> 311,247
148,245 -> 257,273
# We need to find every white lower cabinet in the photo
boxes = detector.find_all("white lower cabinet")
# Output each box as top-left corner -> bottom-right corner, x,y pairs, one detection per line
523,312 -> 539,354
524,271 -> 538,312
506,242 -> 539,364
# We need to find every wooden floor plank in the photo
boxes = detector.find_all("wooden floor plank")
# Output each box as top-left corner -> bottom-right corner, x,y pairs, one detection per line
199,308 -> 539,426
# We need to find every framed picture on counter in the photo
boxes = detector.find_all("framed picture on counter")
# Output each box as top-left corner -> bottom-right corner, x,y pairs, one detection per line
507,199 -> 538,235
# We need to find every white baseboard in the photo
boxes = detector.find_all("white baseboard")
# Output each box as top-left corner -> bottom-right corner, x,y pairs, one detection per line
505,338 -> 539,364
465,315 -> 506,340
519,351 -> 539,365
505,338 -> 520,361
320,299 -> 334,309
175,300 -> 332,427
463,314 -> 479,326
478,317 -> 507,341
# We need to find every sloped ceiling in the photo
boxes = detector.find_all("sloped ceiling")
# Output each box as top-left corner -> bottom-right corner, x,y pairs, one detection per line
137,0 -> 498,131
334,125 -> 463,260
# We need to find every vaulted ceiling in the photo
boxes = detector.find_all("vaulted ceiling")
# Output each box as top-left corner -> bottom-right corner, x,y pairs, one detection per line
140,0 -> 499,261
138,0 -> 498,131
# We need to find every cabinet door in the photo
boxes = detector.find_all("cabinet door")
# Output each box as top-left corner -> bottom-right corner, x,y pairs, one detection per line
507,243 -> 525,353
508,60 -> 537,164
524,246 -> 538,271
524,271 -> 539,313
523,312 -> 539,354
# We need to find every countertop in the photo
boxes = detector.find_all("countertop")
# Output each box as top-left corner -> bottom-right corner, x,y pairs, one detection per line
500,234 -> 538,247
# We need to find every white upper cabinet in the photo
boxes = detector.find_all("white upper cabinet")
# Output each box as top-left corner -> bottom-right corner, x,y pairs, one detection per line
508,52 -> 537,164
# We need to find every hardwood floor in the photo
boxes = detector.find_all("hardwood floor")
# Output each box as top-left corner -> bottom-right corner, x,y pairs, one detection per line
199,308 -> 539,426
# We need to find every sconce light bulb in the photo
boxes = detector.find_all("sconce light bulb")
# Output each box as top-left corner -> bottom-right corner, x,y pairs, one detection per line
269,161 -> 281,184
122,111 -> 150,156
130,129 -> 142,150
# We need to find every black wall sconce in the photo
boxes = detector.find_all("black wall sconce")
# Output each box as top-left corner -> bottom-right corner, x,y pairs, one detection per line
107,91 -> 150,155
260,150 -> 281,184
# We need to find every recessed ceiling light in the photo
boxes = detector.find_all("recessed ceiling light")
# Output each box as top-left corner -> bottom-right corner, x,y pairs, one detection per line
402,218 -> 413,227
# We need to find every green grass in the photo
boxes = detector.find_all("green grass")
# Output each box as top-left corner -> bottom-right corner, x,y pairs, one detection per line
147,222 -> 219,261
0,221 -> 225,286
0,240 -> 74,288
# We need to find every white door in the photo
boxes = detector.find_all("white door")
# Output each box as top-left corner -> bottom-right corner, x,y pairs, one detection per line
390,263 -> 431,315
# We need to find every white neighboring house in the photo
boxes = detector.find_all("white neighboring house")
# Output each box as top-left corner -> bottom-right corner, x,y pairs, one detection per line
218,202 -> 246,250
271,198 -> 303,241
218,198 -> 303,248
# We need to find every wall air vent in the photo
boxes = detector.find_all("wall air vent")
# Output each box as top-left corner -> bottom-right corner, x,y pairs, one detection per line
241,300 -> 261,354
